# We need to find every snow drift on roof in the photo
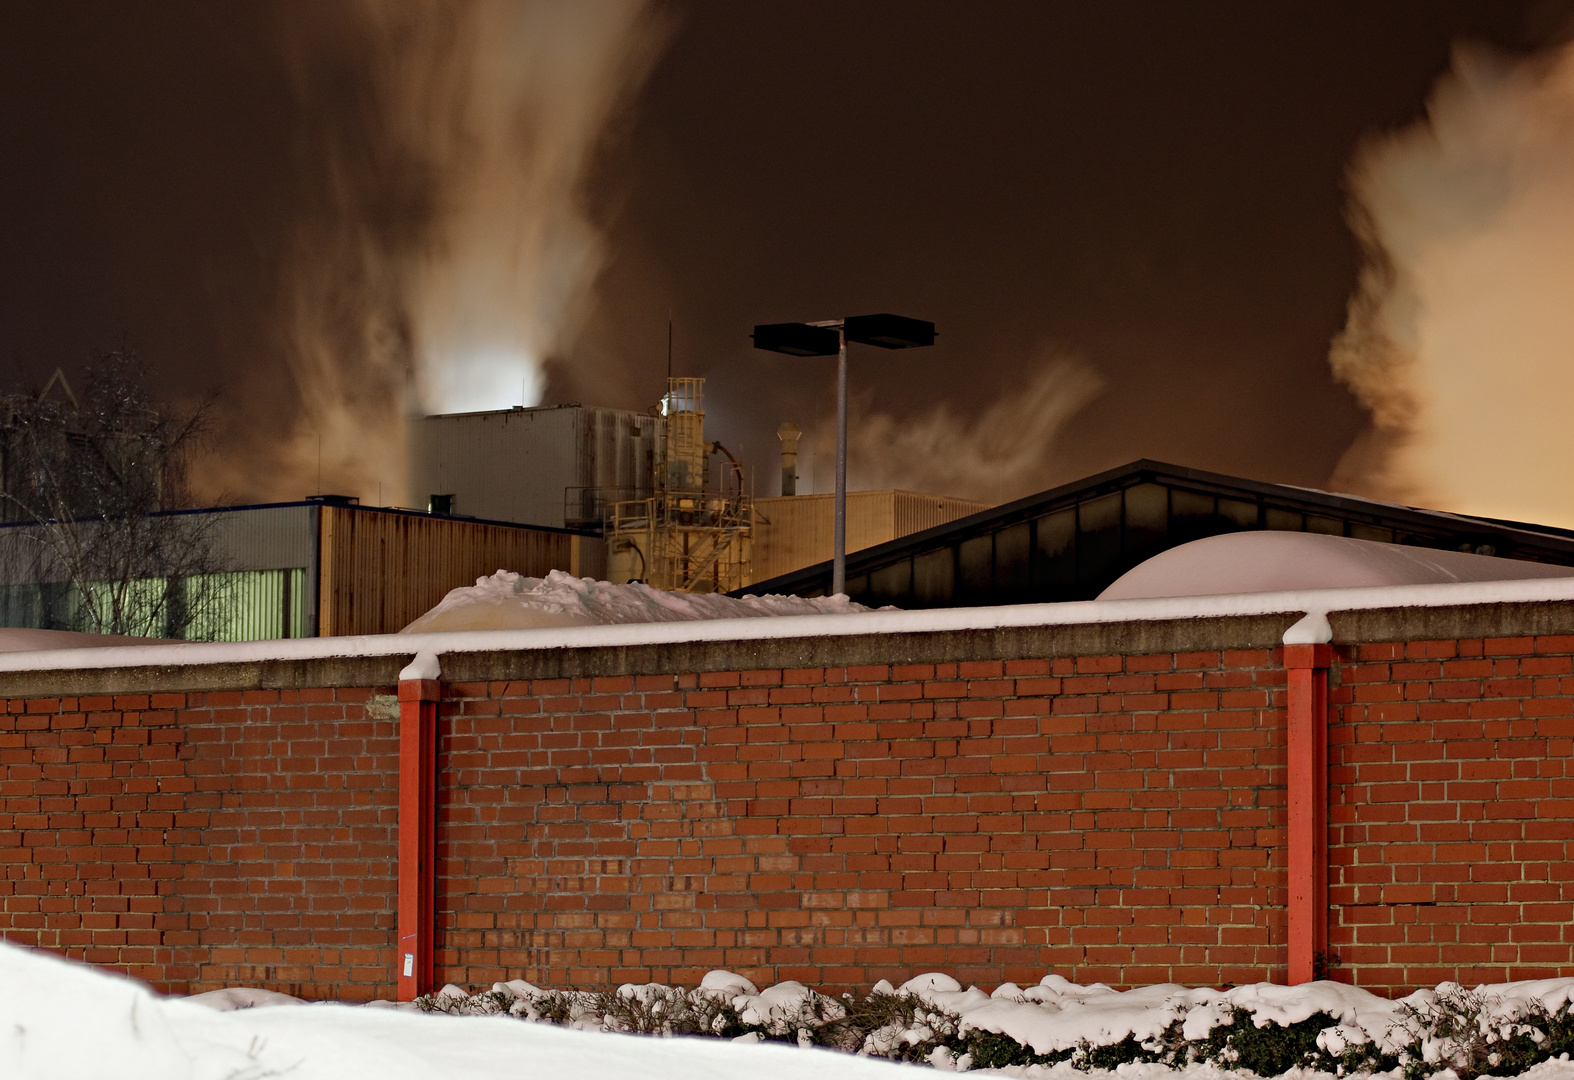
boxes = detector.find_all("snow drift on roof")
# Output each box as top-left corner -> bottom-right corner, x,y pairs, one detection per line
400,569 -> 872,633
1099,530 -> 1574,601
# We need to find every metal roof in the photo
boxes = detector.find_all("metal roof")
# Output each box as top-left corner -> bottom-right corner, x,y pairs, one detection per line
736,460 -> 1574,608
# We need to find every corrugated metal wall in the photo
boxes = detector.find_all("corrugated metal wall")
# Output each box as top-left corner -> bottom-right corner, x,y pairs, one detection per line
202,505 -> 318,571
318,505 -> 576,636
187,568 -> 309,641
203,505 -> 318,635
748,490 -> 988,585
0,505 -> 320,639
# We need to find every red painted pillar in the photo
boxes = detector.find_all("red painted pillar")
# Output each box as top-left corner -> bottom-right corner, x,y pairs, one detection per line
397,660 -> 440,1000
1284,640 -> 1331,984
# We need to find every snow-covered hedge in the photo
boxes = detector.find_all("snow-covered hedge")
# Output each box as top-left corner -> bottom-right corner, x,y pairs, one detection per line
416,972 -> 1574,1080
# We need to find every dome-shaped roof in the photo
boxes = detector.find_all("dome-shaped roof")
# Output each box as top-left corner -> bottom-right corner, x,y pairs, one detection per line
1098,531 -> 1574,601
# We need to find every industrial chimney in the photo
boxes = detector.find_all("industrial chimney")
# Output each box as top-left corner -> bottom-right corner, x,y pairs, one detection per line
777,421 -> 802,496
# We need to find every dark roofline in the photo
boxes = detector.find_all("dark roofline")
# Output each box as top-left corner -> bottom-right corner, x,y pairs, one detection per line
738,459 -> 1574,596
419,402 -> 656,421
0,499 -> 596,537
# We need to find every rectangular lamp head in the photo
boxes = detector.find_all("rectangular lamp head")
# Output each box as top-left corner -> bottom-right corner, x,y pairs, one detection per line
842,313 -> 936,349
751,322 -> 842,357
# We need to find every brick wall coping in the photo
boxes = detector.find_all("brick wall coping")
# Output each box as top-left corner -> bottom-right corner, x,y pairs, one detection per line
3,574 -> 1574,687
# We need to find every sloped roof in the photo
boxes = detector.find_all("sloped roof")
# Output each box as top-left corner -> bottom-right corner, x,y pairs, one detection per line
739,460 -> 1574,608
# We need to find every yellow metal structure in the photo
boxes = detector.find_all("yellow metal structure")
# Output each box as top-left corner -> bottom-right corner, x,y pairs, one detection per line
606,378 -> 752,593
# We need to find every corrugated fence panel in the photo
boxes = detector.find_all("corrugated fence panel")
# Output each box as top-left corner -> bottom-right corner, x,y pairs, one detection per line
319,506 -> 575,636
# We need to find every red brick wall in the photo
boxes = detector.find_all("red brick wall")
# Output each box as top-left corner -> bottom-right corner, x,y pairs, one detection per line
2,628 -> 1572,999
1329,635 -> 1574,997
0,688 -> 398,998
436,651 -> 1292,995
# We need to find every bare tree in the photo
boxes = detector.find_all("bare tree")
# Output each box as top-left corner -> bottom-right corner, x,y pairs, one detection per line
0,349 -> 225,638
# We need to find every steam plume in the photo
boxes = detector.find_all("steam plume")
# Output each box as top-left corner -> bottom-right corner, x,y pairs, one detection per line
804,356 -> 1105,504
1331,40 -> 1574,527
195,1 -> 662,503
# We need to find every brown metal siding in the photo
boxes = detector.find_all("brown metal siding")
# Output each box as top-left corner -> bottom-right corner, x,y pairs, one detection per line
317,506 -> 575,636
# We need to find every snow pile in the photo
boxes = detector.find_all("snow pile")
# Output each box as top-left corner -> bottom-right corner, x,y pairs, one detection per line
419,969 -> 1574,1078
400,568 -> 873,633
930,975 -> 1410,1055
1099,532 -> 1574,601
0,939 -> 908,1080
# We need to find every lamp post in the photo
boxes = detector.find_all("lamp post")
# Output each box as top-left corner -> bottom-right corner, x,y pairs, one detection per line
752,313 -> 936,596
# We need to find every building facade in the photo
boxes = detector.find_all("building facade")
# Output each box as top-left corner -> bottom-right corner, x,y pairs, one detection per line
0,501 -> 590,640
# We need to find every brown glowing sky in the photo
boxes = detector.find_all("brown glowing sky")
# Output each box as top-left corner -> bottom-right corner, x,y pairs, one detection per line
2,1 -> 1571,506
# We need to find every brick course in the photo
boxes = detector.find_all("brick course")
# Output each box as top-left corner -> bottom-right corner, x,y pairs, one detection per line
2,622 -> 1571,1000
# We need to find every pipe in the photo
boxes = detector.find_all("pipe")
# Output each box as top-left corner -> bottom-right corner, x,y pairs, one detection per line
777,421 -> 801,496
397,651 -> 441,999
706,439 -> 746,495
1283,614 -> 1332,984
833,328 -> 848,596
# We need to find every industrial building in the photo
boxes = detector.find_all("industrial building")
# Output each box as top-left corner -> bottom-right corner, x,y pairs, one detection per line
407,402 -> 659,530
2,377 -> 990,638
602,378 -> 753,593
0,499 -> 588,640
408,383 -> 751,592
404,385 -> 992,593
742,459 -> 1574,605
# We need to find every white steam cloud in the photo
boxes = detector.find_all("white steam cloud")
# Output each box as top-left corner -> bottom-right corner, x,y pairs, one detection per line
1331,40 -> 1574,527
386,1 -> 664,416
804,356 -> 1105,504
201,1 -> 661,504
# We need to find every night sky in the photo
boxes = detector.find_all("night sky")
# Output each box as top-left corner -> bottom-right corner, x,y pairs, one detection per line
1,1 -> 1570,505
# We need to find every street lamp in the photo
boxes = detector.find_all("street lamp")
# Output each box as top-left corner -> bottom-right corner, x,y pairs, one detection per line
752,313 -> 937,596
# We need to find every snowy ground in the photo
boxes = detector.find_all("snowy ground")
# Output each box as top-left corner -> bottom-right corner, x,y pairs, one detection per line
0,941 -> 904,1080
5,940 -> 1574,1080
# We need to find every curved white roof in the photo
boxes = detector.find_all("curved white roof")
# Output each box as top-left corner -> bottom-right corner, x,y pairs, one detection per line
1098,531 -> 1574,601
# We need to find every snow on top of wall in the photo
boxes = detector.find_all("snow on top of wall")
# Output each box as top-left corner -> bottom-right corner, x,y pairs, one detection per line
400,569 -> 872,633
1100,531 -> 1574,601
398,650 -> 442,682
8,572 -> 1574,676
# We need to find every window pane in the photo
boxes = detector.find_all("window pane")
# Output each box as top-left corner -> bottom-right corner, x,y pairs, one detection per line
1033,509 -> 1076,597
1077,492 -> 1123,597
1265,507 -> 1302,532
869,559 -> 912,605
1218,498 -> 1259,529
959,534 -> 993,599
1123,483 -> 1168,556
1349,524 -> 1393,543
913,548 -> 955,606
995,522 -> 1031,597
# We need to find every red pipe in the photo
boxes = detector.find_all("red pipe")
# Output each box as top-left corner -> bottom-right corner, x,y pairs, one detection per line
1284,641 -> 1331,984
397,674 -> 440,999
